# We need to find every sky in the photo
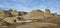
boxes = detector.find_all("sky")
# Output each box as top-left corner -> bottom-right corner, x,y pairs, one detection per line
0,0 -> 60,14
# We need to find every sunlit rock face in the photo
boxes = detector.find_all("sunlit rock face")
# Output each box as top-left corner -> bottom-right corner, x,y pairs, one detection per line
44,9 -> 51,17
8,10 -> 27,17
23,9 -> 59,20
23,9 -> 44,20
0,10 -> 5,17
9,10 -> 19,17
3,17 -> 17,24
3,11 -> 13,17
51,13 -> 58,17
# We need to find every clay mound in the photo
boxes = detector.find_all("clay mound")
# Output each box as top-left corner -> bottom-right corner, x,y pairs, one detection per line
23,10 -> 44,19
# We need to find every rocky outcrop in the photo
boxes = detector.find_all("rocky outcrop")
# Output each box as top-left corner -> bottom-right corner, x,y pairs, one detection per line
23,9 -> 44,19
0,10 -> 5,17
9,10 -> 19,16
3,17 -> 17,24
44,9 -> 51,17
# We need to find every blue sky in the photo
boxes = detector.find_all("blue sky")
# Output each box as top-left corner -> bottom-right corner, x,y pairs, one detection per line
0,0 -> 60,14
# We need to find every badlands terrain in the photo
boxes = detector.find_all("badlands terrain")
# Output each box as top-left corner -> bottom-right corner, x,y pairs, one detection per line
0,9 -> 60,28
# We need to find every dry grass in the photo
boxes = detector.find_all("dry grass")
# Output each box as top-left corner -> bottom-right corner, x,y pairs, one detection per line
0,16 -> 60,28
16,22 -> 58,28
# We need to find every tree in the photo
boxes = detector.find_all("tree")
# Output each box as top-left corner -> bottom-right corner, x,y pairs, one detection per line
9,9 -> 13,11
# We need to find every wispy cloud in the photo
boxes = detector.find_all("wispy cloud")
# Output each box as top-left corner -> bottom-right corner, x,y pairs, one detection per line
0,0 -> 60,14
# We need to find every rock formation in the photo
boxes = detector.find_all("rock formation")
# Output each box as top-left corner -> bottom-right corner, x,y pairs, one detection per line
44,9 -> 51,17
23,9 -> 44,19
0,10 -> 5,17
0,9 -> 59,24
9,10 -> 19,16
0,9 -> 60,28
3,17 -> 17,24
23,9 -> 58,20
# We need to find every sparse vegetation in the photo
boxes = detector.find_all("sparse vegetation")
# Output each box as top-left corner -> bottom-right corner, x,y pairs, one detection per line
0,9 -> 60,28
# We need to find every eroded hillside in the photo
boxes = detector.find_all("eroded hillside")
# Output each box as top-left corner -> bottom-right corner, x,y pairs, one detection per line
0,9 -> 60,28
